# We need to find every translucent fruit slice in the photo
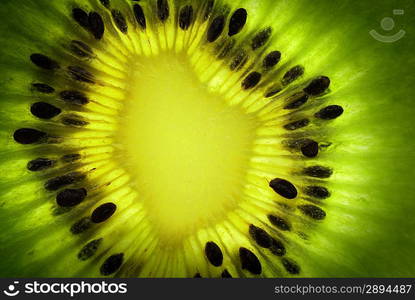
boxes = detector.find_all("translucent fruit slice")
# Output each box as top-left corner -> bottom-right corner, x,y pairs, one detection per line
0,0 -> 414,278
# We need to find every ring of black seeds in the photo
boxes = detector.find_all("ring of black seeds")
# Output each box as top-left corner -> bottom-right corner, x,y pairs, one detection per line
205,241 -> 223,267
11,1 -> 347,278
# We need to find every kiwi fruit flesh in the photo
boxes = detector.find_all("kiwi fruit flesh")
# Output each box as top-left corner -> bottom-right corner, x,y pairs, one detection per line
0,0 -> 414,278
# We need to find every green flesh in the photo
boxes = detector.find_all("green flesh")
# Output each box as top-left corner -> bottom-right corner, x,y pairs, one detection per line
0,0 -> 414,277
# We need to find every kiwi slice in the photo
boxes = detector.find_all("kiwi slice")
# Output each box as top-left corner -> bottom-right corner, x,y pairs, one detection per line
0,0 -> 414,278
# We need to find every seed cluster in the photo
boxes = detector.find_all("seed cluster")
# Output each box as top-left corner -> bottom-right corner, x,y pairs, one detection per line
11,0 -> 345,278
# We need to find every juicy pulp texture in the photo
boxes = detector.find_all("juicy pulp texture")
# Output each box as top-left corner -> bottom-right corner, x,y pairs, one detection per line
120,52 -> 257,241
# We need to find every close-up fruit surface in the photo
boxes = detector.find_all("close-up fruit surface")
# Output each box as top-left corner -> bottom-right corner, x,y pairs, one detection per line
0,0 -> 414,278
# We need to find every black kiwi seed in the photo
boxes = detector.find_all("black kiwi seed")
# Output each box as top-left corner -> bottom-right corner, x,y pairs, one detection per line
270,238 -> 286,256
263,51 -> 281,70
31,83 -> 55,94
60,90 -> 89,105
72,8 -> 89,29
44,172 -> 86,191
283,119 -> 310,131
61,154 -> 81,163
157,0 -> 169,22
204,241 -> 223,267
230,49 -> 248,71
282,65 -> 304,86
203,0 -> 215,21
284,93 -> 309,110
30,102 -> 61,119
265,86 -> 281,98
111,10 -> 128,34
304,186 -> 330,199
303,166 -> 332,178
282,258 -> 300,274
91,202 -> 117,223
133,4 -> 146,29
239,247 -> 262,275
69,40 -> 94,58
27,158 -> 56,172
179,5 -> 194,30
268,215 -> 291,231
207,16 -> 225,43
99,0 -> 110,9
88,12 -> 105,40
13,128 -> 47,144
249,225 -> 272,248
251,27 -> 272,50
221,269 -> 232,278
70,217 -> 92,234
30,54 -> 60,70
304,76 -> 330,95
100,253 -> 124,275
315,105 -> 344,120
298,204 -> 326,220
67,66 -> 95,84
301,140 -> 319,158
56,188 -> 87,207
78,238 -> 103,261
217,40 -> 235,59
228,8 -> 247,36
62,117 -> 89,127
241,72 -> 261,90
269,178 -> 297,199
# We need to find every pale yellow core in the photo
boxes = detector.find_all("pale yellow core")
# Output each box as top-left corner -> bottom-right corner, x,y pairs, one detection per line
118,52 -> 256,243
